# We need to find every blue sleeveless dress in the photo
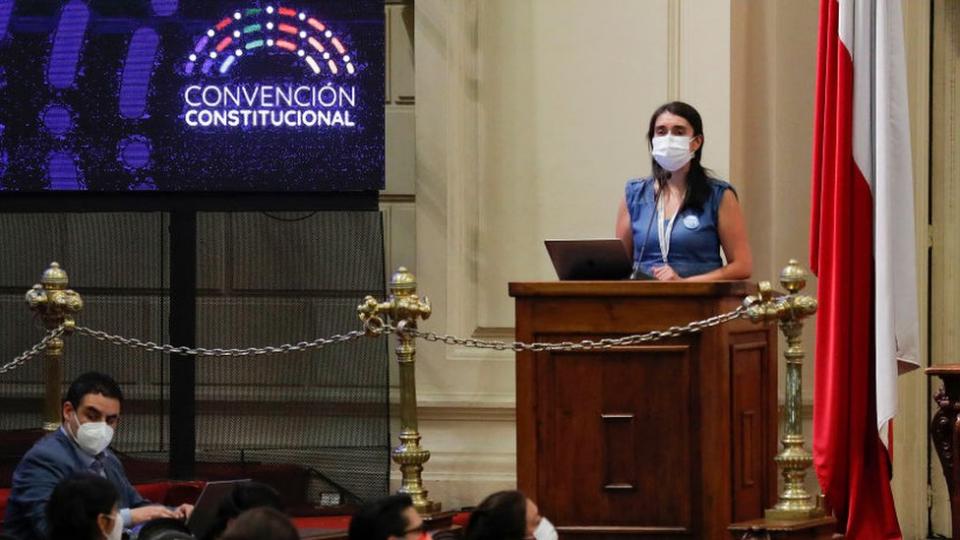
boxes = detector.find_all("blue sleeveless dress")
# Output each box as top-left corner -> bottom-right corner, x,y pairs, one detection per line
625,177 -> 734,278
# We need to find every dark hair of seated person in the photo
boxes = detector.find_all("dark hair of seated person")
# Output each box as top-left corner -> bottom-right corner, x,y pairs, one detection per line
201,482 -> 284,540
136,518 -> 194,540
464,490 -> 527,540
65,371 -> 124,409
348,494 -> 414,540
219,506 -> 299,540
46,473 -> 119,540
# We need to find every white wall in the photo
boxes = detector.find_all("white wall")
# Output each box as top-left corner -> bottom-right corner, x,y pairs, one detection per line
477,0 -> 731,327
412,0 -> 731,509
404,3 -> 935,536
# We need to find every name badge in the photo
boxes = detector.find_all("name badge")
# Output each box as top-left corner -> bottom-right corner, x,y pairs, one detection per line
683,215 -> 700,230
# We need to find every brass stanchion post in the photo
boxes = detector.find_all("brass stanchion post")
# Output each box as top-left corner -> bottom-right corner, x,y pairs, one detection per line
24,262 -> 83,431
359,267 -> 441,514
744,260 -> 822,520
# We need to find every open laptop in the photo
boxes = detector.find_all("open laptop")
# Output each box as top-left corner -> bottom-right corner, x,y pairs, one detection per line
186,479 -> 252,539
544,239 -> 632,280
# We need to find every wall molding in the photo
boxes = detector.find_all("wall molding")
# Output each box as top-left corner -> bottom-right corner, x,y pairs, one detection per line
930,1 -> 957,535
401,451 -> 516,482
444,345 -> 514,363
389,450 -> 518,508
389,389 -> 516,422
667,0 -> 681,100
442,0 -> 481,342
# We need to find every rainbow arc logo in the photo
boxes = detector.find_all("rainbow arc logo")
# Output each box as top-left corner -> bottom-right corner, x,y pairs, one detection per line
186,5 -> 356,77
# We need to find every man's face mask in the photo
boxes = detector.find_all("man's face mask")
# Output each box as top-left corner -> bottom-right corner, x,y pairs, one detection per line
70,411 -> 114,456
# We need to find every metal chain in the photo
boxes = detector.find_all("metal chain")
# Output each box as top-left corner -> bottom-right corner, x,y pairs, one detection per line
0,325 -> 66,374
3,304 -> 748,369
387,304 -> 749,352
73,325 -> 368,357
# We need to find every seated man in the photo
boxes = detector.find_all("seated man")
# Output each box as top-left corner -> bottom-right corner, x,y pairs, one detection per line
348,494 -> 426,540
3,371 -> 193,540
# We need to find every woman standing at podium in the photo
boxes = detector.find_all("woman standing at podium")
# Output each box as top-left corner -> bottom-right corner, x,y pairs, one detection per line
615,101 -> 752,281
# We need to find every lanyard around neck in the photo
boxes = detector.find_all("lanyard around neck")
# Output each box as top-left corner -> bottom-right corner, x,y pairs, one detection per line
656,193 -> 682,263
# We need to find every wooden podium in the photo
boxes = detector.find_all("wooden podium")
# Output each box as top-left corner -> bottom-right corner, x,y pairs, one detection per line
510,281 -> 778,540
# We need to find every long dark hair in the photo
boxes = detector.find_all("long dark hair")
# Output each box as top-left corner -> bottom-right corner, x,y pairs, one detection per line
47,474 -> 118,540
646,101 -> 713,211
465,490 -> 527,540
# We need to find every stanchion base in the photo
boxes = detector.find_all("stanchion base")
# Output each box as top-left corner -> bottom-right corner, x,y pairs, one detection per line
728,516 -> 837,540
764,507 -> 826,521
420,509 -> 457,529
410,498 -> 442,515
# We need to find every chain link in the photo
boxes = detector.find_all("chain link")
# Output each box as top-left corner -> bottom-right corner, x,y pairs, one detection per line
3,304 -> 750,371
76,303 -> 747,356
73,326 -> 368,357
0,325 -> 66,374
391,304 -> 748,352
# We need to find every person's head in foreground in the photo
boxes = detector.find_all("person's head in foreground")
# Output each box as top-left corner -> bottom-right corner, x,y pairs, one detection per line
348,494 -> 426,540
46,473 -> 120,540
464,490 -> 557,540
219,507 -> 299,540
202,482 -> 284,540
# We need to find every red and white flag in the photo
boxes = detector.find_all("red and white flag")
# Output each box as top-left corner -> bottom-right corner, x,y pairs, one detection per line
809,0 -> 919,538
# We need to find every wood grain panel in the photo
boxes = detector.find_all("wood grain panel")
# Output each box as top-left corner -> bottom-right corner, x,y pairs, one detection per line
514,282 -> 778,539
739,411 -> 756,488
601,413 -> 637,491
542,345 -> 692,531
729,337 -> 771,521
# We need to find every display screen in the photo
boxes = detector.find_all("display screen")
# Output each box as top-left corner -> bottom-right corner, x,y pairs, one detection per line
0,0 -> 384,191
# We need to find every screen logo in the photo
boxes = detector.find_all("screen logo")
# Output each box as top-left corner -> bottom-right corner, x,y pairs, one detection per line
181,5 -> 359,130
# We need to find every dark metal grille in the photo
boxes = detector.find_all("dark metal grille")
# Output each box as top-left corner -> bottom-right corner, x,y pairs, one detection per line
193,211 -> 389,504
0,212 -> 170,457
0,210 -> 390,506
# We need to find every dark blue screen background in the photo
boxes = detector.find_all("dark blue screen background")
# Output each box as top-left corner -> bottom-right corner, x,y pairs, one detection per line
0,0 -> 385,191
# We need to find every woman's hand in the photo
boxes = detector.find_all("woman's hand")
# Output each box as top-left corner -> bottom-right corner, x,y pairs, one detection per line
652,265 -> 681,281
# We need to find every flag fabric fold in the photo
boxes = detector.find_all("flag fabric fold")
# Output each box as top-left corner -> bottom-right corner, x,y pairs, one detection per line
809,0 -> 918,538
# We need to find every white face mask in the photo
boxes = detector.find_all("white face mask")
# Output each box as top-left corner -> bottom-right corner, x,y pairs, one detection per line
103,512 -> 122,540
651,134 -> 695,172
533,517 -> 558,540
71,412 -> 114,456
